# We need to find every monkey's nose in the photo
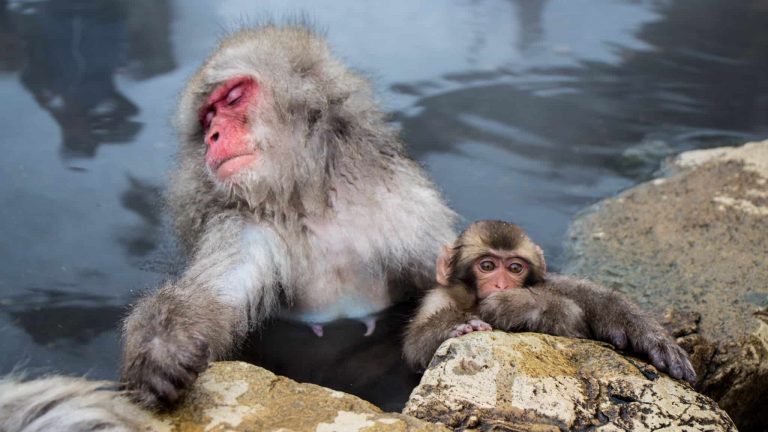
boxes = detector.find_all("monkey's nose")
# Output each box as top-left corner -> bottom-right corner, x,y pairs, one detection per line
207,131 -> 220,146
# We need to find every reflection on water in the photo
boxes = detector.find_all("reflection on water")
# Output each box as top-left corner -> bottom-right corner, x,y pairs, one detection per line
118,175 -> 163,257
4,0 -> 174,158
396,0 -> 767,265
8,302 -> 123,346
512,0 -> 547,52
0,0 -> 766,410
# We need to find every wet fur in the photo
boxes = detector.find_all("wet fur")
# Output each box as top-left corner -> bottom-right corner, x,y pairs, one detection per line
478,281 -> 589,339
121,24 -> 456,408
0,375 -> 149,432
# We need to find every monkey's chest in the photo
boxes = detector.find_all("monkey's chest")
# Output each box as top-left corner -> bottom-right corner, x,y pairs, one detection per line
279,224 -> 393,323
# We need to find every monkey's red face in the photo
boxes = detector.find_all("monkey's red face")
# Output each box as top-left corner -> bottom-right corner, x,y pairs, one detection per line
200,77 -> 260,180
473,252 -> 530,299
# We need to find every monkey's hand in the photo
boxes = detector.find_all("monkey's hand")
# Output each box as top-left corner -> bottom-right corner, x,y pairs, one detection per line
615,325 -> 697,384
448,319 -> 492,337
122,321 -> 210,409
579,293 -> 697,384
479,288 -> 590,338
121,292 -> 216,409
536,276 -> 697,384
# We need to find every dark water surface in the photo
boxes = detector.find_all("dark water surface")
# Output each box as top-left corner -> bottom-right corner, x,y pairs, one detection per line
1,0 -> 766,408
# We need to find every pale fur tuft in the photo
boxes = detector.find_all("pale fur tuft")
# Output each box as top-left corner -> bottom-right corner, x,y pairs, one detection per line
0,375 -> 150,432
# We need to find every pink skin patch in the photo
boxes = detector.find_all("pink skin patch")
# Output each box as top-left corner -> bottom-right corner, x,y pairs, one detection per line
360,317 -> 377,337
310,324 -> 324,338
199,77 -> 260,180
449,319 -> 492,338
474,254 -> 530,299
309,318 -> 377,338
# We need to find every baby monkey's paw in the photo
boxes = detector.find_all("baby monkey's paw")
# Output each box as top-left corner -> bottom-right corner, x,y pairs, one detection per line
645,337 -> 697,384
625,327 -> 697,384
449,319 -> 492,337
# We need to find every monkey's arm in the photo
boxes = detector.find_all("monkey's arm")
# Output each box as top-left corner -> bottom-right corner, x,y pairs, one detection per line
404,288 -> 490,370
489,275 -> 696,383
478,287 -> 590,338
121,214 -> 289,408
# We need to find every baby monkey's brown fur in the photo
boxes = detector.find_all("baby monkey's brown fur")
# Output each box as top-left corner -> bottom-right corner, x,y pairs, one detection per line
404,221 -> 696,384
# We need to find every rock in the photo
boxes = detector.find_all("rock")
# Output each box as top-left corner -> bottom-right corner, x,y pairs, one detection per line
404,332 -> 736,431
148,361 -> 447,432
564,140 -> 768,430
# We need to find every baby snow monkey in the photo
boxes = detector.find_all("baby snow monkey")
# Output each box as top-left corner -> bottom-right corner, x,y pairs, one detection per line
404,220 -> 696,384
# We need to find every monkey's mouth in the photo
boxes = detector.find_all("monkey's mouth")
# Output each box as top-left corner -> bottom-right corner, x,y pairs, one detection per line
211,153 -> 259,179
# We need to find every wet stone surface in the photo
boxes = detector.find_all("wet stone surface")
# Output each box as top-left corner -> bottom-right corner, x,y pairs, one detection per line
564,140 -> 768,431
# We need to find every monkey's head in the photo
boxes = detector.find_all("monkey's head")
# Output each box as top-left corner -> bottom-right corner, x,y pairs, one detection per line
437,220 -> 546,299
173,25 -> 389,214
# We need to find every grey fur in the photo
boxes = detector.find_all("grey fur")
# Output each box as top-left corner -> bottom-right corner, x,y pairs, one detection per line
479,281 -> 589,339
403,302 -> 480,370
524,275 -> 697,383
122,24 -> 456,408
0,375 -> 149,432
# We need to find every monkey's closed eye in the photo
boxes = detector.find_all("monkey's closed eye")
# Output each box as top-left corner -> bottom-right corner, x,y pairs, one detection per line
227,95 -> 243,107
226,85 -> 245,106
479,260 -> 496,272
201,110 -> 215,130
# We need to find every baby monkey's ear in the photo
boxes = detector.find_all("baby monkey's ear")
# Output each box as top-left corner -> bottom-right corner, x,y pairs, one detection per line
435,243 -> 453,286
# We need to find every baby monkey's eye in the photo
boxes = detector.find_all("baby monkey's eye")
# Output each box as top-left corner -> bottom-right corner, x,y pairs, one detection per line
479,260 -> 496,272
508,262 -> 525,274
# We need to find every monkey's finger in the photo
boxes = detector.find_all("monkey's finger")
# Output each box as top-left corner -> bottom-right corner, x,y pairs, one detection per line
468,319 -> 492,331
153,367 -> 199,407
647,347 -> 668,372
153,380 -> 182,407
175,364 -> 202,388
683,360 -> 697,384
665,344 -> 697,382
131,384 -> 163,409
177,343 -> 210,374
607,329 -> 628,350
448,329 -> 459,337
132,374 -> 178,409
672,346 -> 697,384
667,358 -> 684,380
136,361 -> 197,407
449,324 -> 471,337
655,343 -> 681,379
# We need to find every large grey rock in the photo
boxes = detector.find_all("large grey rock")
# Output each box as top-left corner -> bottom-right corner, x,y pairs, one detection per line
564,140 -> 768,430
404,332 -> 736,431
149,361 -> 447,431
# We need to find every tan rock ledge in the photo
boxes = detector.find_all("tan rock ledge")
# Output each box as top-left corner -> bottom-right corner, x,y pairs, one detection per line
565,139 -> 768,431
146,361 -> 447,432
404,331 -> 736,431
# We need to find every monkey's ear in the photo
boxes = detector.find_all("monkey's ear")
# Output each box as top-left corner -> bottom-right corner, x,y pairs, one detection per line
534,244 -> 547,274
435,244 -> 453,286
